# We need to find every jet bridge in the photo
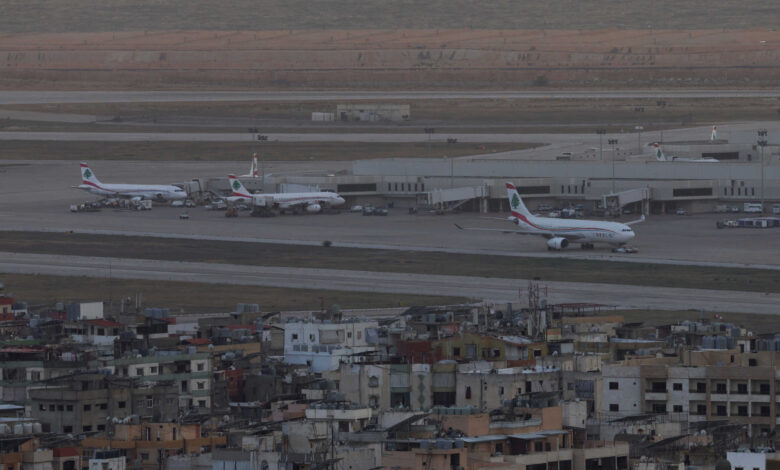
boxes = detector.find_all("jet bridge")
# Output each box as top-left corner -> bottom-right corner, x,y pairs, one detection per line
602,187 -> 651,215
426,185 -> 488,212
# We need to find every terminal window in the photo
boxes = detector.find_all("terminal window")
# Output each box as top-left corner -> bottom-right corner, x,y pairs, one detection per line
673,187 -> 712,197
337,183 -> 377,193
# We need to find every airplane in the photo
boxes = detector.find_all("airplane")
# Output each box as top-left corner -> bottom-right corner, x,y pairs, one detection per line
653,143 -> 718,163
455,182 -> 643,251
241,153 -> 259,178
227,174 -> 345,214
75,162 -> 187,201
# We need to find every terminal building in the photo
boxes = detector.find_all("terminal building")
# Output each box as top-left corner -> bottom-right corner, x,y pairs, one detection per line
181,142 -> 779,215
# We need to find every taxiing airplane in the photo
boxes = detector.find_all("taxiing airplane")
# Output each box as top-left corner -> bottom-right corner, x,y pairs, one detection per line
455,182 -> 643,250
653,143 -> 718,163
227,174 -> 345,214
75,162 -> 187,201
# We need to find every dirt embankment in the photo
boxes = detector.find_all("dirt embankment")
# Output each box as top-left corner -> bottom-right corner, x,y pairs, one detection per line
2,29 -> 780,89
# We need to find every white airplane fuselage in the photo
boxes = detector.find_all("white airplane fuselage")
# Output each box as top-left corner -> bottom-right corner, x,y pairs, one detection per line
78,182 -> 187,201
510,211 -> 636,246
229,191 -> 345,209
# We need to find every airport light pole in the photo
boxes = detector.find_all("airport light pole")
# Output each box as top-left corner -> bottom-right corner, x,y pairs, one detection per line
424,127 -> 435,157
758,129 -> 768,213
608,139 -> 619,194
634,106 -> 645,152
596,129 -> 606,161
635,125 -> 644,154
656,100 -> 666,143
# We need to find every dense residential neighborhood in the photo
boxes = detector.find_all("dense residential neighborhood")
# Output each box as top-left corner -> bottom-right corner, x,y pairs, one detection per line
0,282 -> 777,470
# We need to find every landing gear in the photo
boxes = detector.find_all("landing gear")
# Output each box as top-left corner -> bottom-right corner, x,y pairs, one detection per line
580,243 -> 595,250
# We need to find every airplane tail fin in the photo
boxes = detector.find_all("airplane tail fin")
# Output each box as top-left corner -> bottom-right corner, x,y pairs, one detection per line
228,174 -> 253,198
251,153 -> 259,178
711,125 -> 718,141
653,143 -> 666,161
506,182 -> 532,219
80,162 -> 101,186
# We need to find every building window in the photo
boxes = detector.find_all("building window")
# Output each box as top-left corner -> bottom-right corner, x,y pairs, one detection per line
136,368 -> 144,376
64,425 -> 73,433
82,425 -> 92,432
673,405 -> 683,413
465,386 -> 472,399
99,403 -> 107,410
118,401 -> 126,409
499,386 -> 504,395
49,404 -> 55,411
66,405 -> 73,411
198,400 -> 206,408
609,404 -> 619,412
609,382 -> 619,390
696,382 -> 706,393
197,382 -> 205,390
83,404 -> 91,411
652,404 -> 666,413
738,406 -> 748,416
535,442 -> 543,452
39,404 -> 45,411
716,405 -> 727,416
150,367 -> 157,374
697,405 -> 706,415
716,383 -> 726,394
97,424 -> 105,431
291,334 -> 298,341
453,347 -> 461,356
141,452 -> 150,461
197,363 -> 205,371
58,405 -> 64,411
673,383 -> 682,391
368,376 -> 379,388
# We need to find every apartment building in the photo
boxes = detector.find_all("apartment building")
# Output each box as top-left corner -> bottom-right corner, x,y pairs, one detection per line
600,351 -> 780,437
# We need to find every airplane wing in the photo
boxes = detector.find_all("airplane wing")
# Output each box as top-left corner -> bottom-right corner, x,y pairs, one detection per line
454,223 -> 536,235
454,224 -> 586,240
626,215 -> 646,226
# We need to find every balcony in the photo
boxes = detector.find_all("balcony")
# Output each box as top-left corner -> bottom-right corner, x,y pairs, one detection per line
645,392 -> 668,401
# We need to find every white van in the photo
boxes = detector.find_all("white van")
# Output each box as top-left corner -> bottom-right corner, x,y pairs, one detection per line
743,203 -> 763,213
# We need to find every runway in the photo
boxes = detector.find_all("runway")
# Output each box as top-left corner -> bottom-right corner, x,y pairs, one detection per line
2,90 -> 780,105
2,123 -> 776,149
1,252 -> 776,314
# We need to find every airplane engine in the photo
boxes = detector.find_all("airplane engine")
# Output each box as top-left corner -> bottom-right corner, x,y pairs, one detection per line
546,237 -> 569,250
306,204 -> 322,213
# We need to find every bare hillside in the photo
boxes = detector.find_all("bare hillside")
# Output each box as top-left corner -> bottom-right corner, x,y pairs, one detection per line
1,0 -> 779,32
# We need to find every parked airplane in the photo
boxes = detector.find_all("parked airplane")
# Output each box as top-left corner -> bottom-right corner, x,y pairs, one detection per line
653,143 -> 718,163
227,174 -> 345,214
455,182 -> 643,250
75,162 -> 187,201
241,153 -> 259,178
